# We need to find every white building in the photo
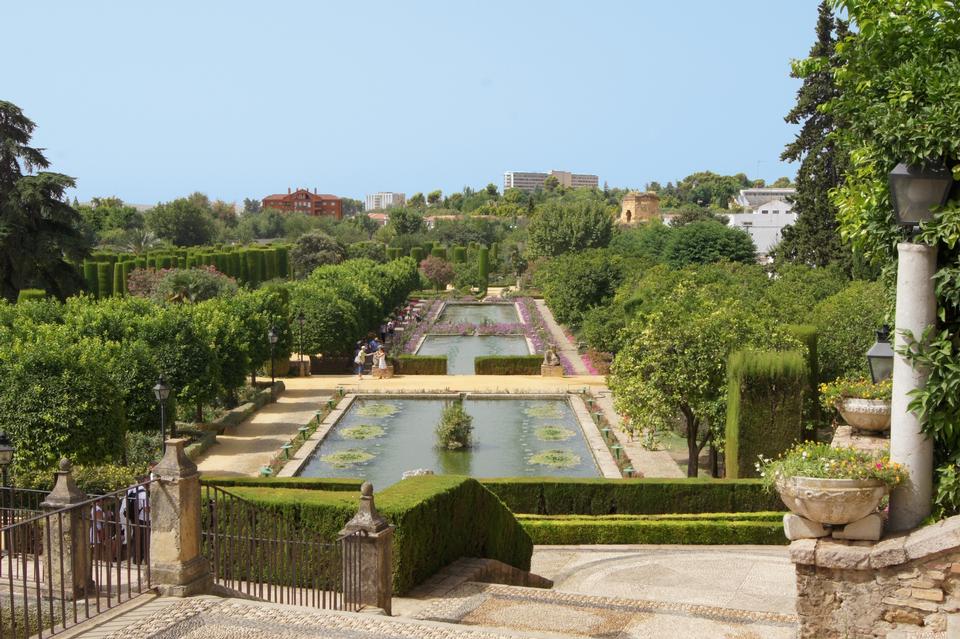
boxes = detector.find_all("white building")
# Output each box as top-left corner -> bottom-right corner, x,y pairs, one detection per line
365,192 -> 406,211
733,187 -> 796,213
727,210 -> 798,258
503,169 -> 599,192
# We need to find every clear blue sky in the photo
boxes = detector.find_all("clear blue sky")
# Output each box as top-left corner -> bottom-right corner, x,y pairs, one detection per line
6,1 -> 821,205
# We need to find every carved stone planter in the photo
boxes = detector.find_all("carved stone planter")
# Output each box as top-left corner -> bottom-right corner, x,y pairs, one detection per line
837,398 -> 891,432
776,476 -> 887,526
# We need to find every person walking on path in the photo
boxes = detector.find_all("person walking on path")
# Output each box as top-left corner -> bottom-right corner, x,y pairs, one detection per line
354,343 -> 367,379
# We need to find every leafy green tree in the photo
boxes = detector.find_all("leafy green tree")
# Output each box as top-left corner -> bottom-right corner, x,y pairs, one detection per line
773,1 -> 850,269
387,207 -> 426,236
427,190 -> 443,206
610,274 -> 798,477
347,240 -> 387,263
772,177 -> 793,187
419,255 -> 455,291
341,198 -> 364,216
408,192 -> 426,209
668,208 -> 730,227
145,196 -> 216,246
536,249 -> 624,327
287,281 -> 359,355
152,266 -> 239,304
809,280 -> 887,383
242,198 -> 262,214
543,175 -> 559,192
0,325 -> 126,470
484,183 -> 499,198
0,100 -> 89,301
661,221 -> 756,267
581,304 -> 628,354
608,221 -> 672,264
289,230 -> 347,277
527,200 -> 614,257
654,171 -> 752,209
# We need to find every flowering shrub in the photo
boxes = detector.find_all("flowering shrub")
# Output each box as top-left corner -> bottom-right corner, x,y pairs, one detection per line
757,442 -> 905,491
819,377 -> 892,411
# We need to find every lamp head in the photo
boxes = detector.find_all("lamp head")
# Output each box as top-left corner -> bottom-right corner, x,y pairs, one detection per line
866,325 -> 895,384
888,162 -> 954,227
153,375 -> 171,402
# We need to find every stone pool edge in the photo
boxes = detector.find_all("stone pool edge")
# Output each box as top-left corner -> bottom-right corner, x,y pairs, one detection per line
277,392 -> 621,479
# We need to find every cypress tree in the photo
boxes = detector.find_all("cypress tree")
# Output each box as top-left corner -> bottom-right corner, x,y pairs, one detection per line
774,2 -> 850,270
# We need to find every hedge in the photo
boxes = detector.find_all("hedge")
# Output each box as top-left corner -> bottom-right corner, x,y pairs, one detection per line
452,246 -> 467,263
16,289 -> 46,303
222,475 -> 532,594
787,324 -> 820,428
393,355 -> 447,375
431,246 -> 447,260
480,478 -> 784,515
410,247 -> 425,263
474,355 -> 541,375
725,350 -> 806,479
203,476 -> 363,491
518,512 -> 786,545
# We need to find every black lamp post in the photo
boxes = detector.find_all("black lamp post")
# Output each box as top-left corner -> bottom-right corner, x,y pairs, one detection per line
268,326 -> 279,385
153,375 -> 171,455
297,310 -> 305,374
888,162 -> 954,231
867,325 -> 895,384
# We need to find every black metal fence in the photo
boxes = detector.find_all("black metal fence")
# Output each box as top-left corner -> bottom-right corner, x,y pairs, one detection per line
0,481 -> 154,639
201,484 -> 362,610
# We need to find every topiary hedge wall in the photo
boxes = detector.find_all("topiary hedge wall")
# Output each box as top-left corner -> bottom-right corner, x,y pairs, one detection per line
787,324 -> 820,429
220,475 -> 532,595
480,477 -> 783,515
724,349 -> 806,479
393,355 -> 447,375
474,355 -> 542,375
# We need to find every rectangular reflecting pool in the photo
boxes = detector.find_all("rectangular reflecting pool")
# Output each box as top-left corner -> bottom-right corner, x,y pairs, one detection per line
297,397 -> 600,487
437,302 -> 520,324
416,334 -> 530,374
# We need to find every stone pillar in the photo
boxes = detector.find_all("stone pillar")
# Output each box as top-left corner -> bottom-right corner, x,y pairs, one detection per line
150,438 -> 210,596
40,459 -> 93,600
889,242 -> 938,532
339,482 -> 394,615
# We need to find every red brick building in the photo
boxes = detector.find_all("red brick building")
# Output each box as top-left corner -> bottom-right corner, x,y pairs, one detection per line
262,188 -> 343,220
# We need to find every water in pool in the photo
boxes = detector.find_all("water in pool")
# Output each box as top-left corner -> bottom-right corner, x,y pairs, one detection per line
416,335 -> 530,374
298,397 -> 600,487
437,302 -> 520,324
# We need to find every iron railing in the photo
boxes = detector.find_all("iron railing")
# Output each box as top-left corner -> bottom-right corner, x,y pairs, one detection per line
201,484 -> 363,610
0,481 -> 155,639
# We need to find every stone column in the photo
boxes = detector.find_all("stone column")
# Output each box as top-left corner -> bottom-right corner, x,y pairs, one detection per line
40,459 -> 93,600
889,242 -> 938,532
339,482 -> 394,615
150,438 -> 211,596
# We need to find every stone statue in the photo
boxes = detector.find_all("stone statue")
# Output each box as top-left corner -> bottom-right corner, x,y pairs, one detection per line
543,346 -> 559,367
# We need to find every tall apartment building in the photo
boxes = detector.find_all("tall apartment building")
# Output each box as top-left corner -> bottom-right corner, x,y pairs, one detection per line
365,192 -> 406,211
503,169 -> 599,192
262,188 -> 343,220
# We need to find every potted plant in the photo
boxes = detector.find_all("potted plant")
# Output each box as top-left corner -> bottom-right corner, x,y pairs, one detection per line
758,442 -> 904,526
820,377 -> 892,432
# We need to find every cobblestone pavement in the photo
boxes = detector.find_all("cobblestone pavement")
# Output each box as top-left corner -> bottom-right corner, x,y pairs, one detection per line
414,582 -> 797,638
97,597 -> 555,639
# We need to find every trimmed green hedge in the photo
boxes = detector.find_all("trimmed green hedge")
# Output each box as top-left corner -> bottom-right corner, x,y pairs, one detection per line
203,476 -> 363,491
222,475 -> 531,594
480,478 -> 783,515
725,350 -> 806,479
393,355 -> 447,375
16,289 -> 46,303
787,324 -> 820,429
474,355 -> 541,375
519,512 -> 786,545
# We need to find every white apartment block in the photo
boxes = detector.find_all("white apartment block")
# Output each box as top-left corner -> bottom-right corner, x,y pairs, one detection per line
365,192 -> 406,211
503,169 -> 599,193
733,187 -> 796,213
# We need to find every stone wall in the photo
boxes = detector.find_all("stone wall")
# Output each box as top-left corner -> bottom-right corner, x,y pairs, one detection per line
791,515 -> 960,637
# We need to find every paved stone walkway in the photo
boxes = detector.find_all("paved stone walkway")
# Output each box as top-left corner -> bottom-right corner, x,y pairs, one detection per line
196,384 -> 331,476
591,390 -> 685,478
534,300 -> 590,376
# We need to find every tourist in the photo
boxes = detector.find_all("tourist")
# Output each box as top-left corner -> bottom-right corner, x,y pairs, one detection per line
376,346 -> 387,378
387,319 -> 395,338
379,322 -> 387,344
354,343 -> 367,379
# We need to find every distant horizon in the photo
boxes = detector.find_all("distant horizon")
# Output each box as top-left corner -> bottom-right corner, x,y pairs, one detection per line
6,1 -> 820,205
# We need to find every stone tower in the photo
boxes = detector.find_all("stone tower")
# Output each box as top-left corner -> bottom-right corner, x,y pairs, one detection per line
619,192 -> 660,225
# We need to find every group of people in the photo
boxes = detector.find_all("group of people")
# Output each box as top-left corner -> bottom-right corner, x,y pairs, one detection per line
354,303 -> 425,379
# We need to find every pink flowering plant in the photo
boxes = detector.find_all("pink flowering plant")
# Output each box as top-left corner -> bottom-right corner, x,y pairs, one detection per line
757,442 -> 905,491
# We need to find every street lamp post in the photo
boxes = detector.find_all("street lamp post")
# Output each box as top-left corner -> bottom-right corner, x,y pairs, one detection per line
866,325 -> 895,384
153,375 -> 171,456
268,326 -> 279,386
0,433 -> 12,556
886,161 -> 954,532
297,310 -> 306,376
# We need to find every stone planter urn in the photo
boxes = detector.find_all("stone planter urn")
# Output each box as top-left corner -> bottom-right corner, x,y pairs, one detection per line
776,476 -> 887,526
836,398 -> 891,432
